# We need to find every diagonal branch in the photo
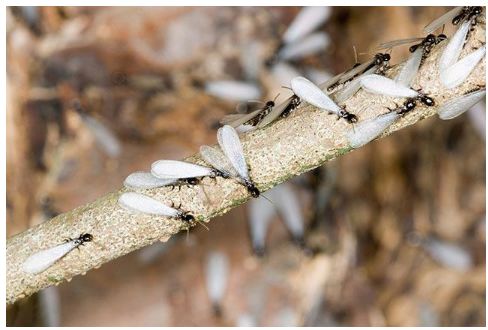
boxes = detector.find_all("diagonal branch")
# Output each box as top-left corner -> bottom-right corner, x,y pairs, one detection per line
7,17 -> 485,305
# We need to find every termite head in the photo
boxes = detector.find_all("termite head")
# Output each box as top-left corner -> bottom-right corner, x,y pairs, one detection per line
374,53 -> 390,65
245,181 -> 260,198
81,233 -> 93,242
437,34 -> 447,43
419,95 -> 435,107
75,233 -> 93,245
339,109 -> 358,123
265,100 -> 275,108
471,6 -> 483,18
424,34 -> 436,45
381,53 -> 391,62
179,212 -> 195,224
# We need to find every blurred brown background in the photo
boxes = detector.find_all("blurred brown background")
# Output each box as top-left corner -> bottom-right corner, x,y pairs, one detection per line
6,6 -> 485,326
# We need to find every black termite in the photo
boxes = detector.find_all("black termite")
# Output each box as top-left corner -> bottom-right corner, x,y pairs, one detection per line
393,98 -> 418,116
390,94 -> 433,116
67,233 -> 93,248
452,6 -> 483,26
246,100 -> 276,126
326,52 -> 391,92
279,94 -> 302,118
409,34 -> 447,56
338,108 -> 359,123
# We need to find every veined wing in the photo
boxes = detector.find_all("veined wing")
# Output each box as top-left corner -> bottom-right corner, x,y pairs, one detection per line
424,6 -> 463,34
220,108 -> 264,128
118,192 -> 179,217
395,47 -> 423,87
236,100 -> 264,114
217,125 -> 249,180
438,89 -> 486,120
377,37 -> 424,50
257,97 -> 292,128
151,160 -> 214,179
200,145 -> 239,178
337,60 -> 374,85
291,77 -> 341,114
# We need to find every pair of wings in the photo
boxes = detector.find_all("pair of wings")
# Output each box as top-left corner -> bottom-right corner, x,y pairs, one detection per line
220,98 -> 295,129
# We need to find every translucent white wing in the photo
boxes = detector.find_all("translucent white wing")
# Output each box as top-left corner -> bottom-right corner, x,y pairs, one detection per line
438,89 -> 486,120
220,108 -> 264,128
423,6 -> 463,34
270,184 -> 304,240
440,45 -> 486,89
270,62 -> 302,86
236,100 -> 264,113
318,71 -> 345,90
377,37 -> 424,50
236,314 -> 257,327
205,80 -> 261,102
424,238 -> 472,271
235,124 -> 256,134
137,242 -> 170,265
22,240 -> 77,274
118,192 -> 179,217
279,32 -> 329,61
124,171 -> 176,189
82,115 -> 121,157
467,102 -> 486,140
334,66 -> 376,103
220,113 -> 247,125
217,125 -> 249,180
304,67 -> 332,85
248,192 -> 276,253
151,160 -> 214,179
257,97 -> 292,128
282,6 -> 331,44
360,74 -> 418,98
395,47 -> 423,87
291,76 -> 341,113
39,286 -> 61,326
205,251 -> 229,305
346,111 -> 399,148
200,145 -> 239,178
439,20 -> 470,71
335,60 -> 375,86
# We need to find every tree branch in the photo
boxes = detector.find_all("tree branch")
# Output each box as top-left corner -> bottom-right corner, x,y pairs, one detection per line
7,17 -> 486,305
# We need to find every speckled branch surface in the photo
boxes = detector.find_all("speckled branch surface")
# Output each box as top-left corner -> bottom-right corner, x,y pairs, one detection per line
7,19 -> 486,305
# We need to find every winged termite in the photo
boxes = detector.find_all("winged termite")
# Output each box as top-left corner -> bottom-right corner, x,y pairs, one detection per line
22,234 -> 93,274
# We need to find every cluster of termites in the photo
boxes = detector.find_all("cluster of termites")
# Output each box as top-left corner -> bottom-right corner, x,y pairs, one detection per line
23,7 -> 485,276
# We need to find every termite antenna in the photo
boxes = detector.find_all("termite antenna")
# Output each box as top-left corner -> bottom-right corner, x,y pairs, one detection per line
197,220 -> 210,231
353,45 -> 359,64
260,194 -> 275,206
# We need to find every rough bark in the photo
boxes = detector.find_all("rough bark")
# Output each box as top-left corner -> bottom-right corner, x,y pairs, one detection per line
6,17 -> 486,305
